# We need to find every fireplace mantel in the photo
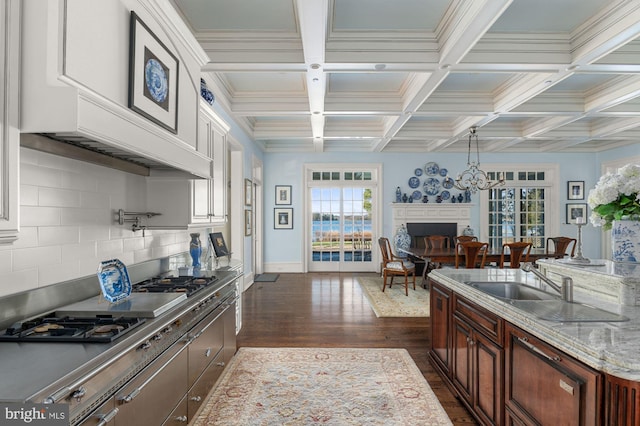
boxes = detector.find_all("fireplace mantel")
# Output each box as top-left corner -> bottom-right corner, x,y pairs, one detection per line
391,203 -> 474,236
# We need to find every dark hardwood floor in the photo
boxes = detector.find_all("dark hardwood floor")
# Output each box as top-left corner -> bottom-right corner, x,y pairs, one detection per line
236,272 -> 478,425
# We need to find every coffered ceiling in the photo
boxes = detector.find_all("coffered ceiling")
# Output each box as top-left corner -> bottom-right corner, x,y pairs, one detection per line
170,0 -> 640,153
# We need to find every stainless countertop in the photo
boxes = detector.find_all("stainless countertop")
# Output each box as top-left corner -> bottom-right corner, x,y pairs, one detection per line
0,270 -> 238,403
429,268 -> 640,381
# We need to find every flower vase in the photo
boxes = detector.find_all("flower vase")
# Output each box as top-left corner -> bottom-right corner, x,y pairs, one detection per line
611,220 -> 639,262
189,233 -> 202,269
393,224 -> 411,258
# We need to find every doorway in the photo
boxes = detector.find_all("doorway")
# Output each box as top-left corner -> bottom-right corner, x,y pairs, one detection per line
305,165 -> 381,272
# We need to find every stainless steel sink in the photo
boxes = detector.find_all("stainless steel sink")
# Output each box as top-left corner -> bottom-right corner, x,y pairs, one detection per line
466,281 -> 629,322
466,281 -> 559,301
511,300 -> 629,322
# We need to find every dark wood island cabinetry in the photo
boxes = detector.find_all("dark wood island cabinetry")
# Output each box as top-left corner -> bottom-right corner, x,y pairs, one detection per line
429,275 -> 640,426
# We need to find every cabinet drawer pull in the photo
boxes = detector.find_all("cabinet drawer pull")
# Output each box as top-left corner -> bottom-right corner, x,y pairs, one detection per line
175,415 -> 188,422
518,336 -> 561,362
96,408 -> 119,426
190,396 -> 202,402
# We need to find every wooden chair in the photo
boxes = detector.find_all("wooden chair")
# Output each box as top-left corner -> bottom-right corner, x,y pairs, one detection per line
545,237 -> 577,258
500,242 -> 532,268
378,237 -> 416,296
454,235 -> 478,253
422,235 -> 449,280
424,235 -> 449,249
455,241 -> 489,269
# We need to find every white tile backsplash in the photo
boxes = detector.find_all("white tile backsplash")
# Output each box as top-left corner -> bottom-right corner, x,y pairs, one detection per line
1,148 -> 194,297
21,206 -> 61,227
39,187 -> 81,208
38,226 -> 80,246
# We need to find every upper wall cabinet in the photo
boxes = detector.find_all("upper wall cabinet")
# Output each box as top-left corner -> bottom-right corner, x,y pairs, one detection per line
0,0 -> 20,244
145,101 -> 229,229
20,0 -> 211,178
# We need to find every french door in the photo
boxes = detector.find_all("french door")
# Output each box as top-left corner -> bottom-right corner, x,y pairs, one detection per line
306,165 -> 380,272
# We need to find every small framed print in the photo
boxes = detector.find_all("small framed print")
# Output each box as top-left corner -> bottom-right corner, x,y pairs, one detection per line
566,203 -> 587,224
128,12 -> 179,133
567,181 -> 584,200
275,185 -> 292,205
274,208 -> 293,229
245,210 -> 252,236
245,179 -> 252,206
209,232 -> 229,257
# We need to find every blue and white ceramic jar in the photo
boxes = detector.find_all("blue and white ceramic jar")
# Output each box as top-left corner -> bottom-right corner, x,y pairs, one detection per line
611,219 -> 639,262
394,224 -> 411,258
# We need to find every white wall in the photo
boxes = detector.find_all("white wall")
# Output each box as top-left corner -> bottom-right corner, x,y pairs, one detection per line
0,148 -> 193,298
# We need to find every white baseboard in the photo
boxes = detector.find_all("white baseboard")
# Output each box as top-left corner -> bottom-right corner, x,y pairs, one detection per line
263,262 -> 305,273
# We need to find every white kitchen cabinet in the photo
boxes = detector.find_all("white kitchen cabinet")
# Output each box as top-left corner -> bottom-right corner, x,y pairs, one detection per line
0,0 -> 20,244
145,101 -> 229,229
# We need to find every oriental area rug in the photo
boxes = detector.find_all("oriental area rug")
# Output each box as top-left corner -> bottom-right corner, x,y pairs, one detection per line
191,347 -> 452,426
356,276 -> 430,317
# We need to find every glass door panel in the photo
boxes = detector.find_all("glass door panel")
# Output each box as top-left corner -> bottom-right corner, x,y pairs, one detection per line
309,187 -> 374,272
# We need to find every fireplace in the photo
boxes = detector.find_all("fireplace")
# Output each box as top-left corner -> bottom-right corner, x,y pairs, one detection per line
407,223 -> 457,248
391,204 -> 472,247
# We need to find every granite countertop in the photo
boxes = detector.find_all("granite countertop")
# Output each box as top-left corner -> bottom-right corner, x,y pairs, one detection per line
429,268 -> 640,381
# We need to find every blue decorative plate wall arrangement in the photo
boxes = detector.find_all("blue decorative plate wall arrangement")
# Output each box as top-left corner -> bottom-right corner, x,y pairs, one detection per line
412,190 -> 422,200
424,162 -> 439,176
408,176 -> 420,188
423,177 -> 440,195
414,168 -> 423,177
439,168 -> 448,177
442,176 -> 454,189
440,190 -> 451,200
97,259 -> 132,303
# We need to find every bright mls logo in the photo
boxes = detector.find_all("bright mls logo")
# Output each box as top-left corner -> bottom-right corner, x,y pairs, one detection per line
0,403 -> 67,425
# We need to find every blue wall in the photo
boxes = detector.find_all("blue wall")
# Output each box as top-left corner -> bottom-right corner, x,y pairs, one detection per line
262,146 -> 640,266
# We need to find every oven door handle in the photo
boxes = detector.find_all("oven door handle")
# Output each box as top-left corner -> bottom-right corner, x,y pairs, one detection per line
118,341 -> 190,404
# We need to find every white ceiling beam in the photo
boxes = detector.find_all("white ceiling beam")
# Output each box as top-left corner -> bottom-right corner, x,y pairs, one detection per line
296,0 -> 328,151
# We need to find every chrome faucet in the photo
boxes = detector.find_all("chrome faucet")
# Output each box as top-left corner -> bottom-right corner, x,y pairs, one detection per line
521,262 -> 573,302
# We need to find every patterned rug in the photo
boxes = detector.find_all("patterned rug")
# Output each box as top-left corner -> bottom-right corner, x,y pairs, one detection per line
191,347 -> 452,426
357,276 -> 430,317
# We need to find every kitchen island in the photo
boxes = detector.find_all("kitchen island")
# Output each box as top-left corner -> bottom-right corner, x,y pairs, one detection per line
428,266 -> 640,425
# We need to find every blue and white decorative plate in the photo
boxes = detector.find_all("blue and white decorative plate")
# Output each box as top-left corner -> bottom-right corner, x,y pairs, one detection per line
440,190 -> 451,200
408,176 -> 420,188
423,177 -> 440,195
145,59 -> 168,103
412,190 -> 422,200
442,176 -> 455,189
97,259 -> 132,303
439,168 -> 448,177
414,168 -> 423,177
424,162 -> 439,176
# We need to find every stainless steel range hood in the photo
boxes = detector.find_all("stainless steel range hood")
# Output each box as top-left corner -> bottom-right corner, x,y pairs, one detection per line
21,133 -> 204,178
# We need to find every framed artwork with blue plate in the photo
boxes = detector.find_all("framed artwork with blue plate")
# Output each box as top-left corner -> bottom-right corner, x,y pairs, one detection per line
408,176 -> 420,188
423,177 -> 440,195
97,259 -> 132,303
128,12 -> 179,134
424,162 -> 439,175
442,176 -> 454,189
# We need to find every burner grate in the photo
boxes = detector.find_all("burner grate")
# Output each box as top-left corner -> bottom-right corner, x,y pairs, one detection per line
132,275 -> 217,296
0,316 -> 146,343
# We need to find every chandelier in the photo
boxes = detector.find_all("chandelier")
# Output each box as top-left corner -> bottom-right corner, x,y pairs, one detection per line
451,126 -> 505,193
